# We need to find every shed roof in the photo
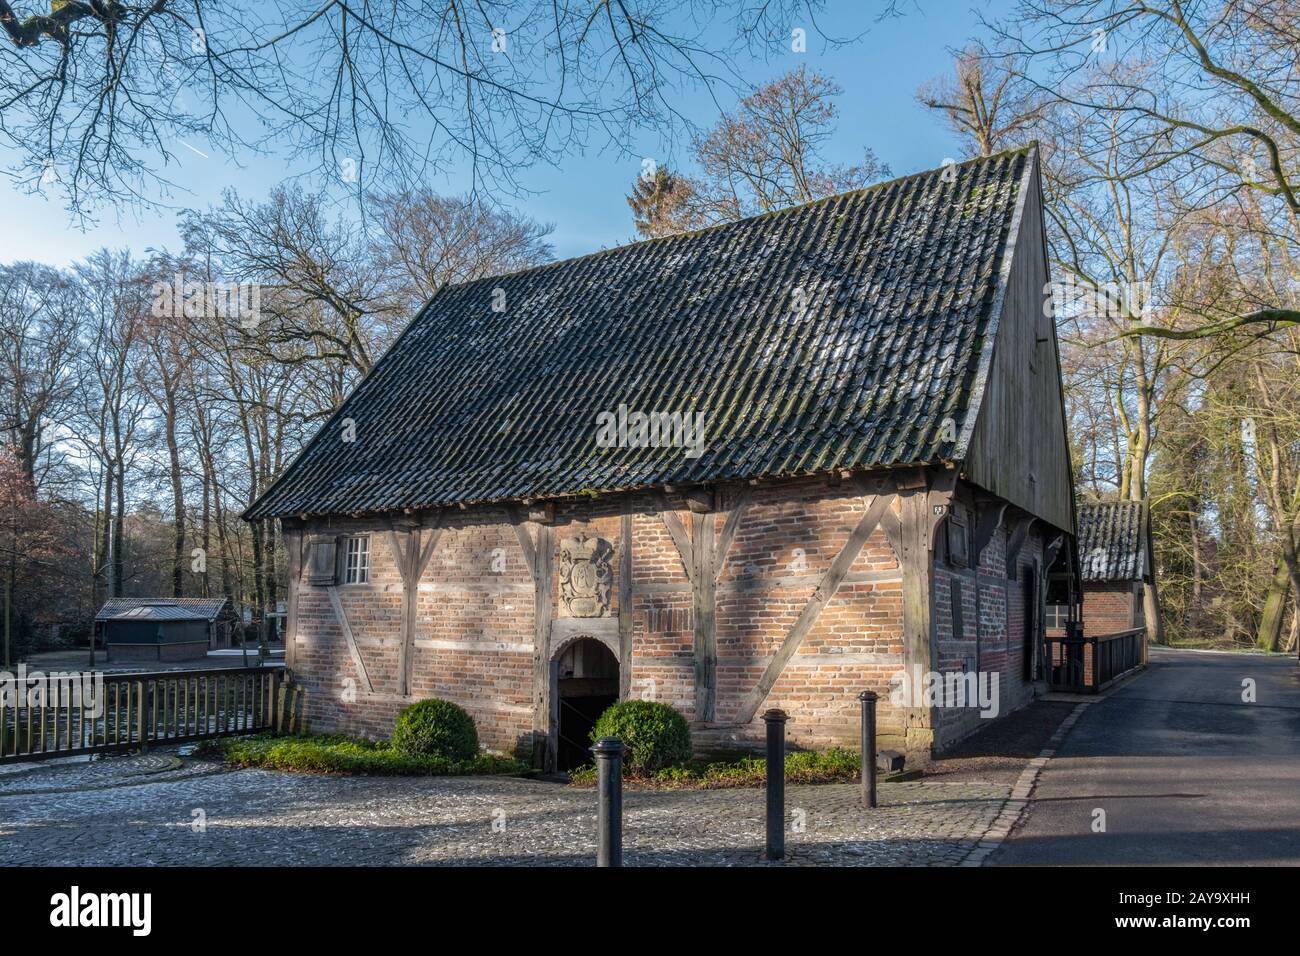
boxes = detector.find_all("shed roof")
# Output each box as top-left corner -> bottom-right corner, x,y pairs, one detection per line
246,147 -> 1038,520
1077,501 -> 1149,582
95,598 -> 233,622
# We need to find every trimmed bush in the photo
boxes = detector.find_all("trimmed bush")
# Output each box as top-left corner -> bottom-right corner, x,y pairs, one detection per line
590,700 -> 691,775
391,698 -> 479,760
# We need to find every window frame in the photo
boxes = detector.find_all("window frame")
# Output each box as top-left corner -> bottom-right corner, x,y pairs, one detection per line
1044,603 -> 1070,630
343,534 -> 370,584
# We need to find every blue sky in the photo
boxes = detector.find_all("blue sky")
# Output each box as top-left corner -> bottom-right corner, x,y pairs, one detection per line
0,1 -> 1012,266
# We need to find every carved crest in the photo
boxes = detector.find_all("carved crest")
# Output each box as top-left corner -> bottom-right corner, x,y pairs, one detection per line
558,534 -> 614,618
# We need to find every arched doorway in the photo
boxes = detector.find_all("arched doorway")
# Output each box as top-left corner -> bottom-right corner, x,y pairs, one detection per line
553,638 -> 619,771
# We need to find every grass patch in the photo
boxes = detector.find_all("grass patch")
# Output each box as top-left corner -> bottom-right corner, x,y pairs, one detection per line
568,747 -> 861,789
198,733 -> 529,777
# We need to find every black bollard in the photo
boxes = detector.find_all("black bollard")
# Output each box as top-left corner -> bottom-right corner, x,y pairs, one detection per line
593,737 -> 624,867
763,709 -> 788,861
859,691 -> 878,808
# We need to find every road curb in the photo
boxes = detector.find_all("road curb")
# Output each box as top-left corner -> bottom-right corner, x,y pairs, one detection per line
957,699 -> 1094,866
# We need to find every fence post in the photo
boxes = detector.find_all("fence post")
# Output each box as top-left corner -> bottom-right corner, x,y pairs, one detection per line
859,691 -> 878,809
135,680 -> 147,752
763,708 -> 787,861
593,737 -> 624,867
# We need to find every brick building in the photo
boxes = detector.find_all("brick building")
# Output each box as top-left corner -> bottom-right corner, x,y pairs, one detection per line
246,147 -> 1079,769
1074,500 -> 1161,639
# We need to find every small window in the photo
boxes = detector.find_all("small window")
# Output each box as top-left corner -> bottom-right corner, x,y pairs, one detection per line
1044,604 -> 1070,630
344,535 -> 370,584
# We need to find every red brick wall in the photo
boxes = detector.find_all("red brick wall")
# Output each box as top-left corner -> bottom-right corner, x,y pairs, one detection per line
931,493 -> 1047,750
1082,582 -> 1137,635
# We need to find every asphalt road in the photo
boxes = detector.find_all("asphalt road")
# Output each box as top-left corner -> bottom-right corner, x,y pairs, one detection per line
992,646 -> 1300,866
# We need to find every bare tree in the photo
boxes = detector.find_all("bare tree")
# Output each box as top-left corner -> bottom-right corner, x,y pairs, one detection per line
183,186 -> 390,379
0,0 -> 879,218
918,47 -> 1046,157
367,190 -> 554,308
0,262 -> 81,493
995,0 -> 1300,339
69,250 -> 151,603
686,66 -> 891,222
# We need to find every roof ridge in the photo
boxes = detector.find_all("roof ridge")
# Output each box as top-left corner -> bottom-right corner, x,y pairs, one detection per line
441,145 -> 1040,292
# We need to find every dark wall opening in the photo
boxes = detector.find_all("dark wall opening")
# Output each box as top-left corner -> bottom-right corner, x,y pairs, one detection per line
555,638 -> 619,771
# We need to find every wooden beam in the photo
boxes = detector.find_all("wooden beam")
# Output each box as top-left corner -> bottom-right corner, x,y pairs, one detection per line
509,508 -> 538,577
972,500 -> 1009,560
878,508 -> 902,554
531,524 -> 555,769
735,491 -> 896,723
692,512 -> 717,721
618,512 -> 634,700
713,491 -> 750,581
326,585 -> 373,694
390,529 -> 415,696
657,503 -> 696,583
894,469 -> 957,750
1004,514 -> 1037,578
284,529 -> 304,671
415,510 -> 445,576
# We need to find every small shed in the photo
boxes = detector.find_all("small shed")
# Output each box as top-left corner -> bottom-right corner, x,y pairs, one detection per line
1075,501 -> 1159,637
94,598 -> 237,663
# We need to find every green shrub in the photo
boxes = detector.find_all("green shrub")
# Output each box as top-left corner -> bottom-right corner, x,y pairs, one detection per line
568,746 -> 860,789
590,700 -> 691,775
201,734 -> 527,776
391,698 -> 479,760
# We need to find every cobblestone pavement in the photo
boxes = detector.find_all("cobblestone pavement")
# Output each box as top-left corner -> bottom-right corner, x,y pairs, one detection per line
0,752 -> 1012,866
0,751 -> 223,797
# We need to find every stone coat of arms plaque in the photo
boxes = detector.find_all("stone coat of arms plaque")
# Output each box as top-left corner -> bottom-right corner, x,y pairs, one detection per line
558,534 -> 614,617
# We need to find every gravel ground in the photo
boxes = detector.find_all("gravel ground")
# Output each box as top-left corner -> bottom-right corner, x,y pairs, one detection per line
0,753 -> 1012,867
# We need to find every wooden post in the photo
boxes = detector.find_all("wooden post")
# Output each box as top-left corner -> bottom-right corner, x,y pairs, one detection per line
513,512 -> 555,770
136,680 -> 147,752
284,527 -> 303,671
691,512 -> 716,722
618,513 -> 634,700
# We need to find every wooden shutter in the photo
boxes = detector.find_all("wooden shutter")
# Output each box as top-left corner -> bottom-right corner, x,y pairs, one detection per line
307,536 -> 339,586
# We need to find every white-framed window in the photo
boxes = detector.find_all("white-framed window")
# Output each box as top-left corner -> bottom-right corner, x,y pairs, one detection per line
344,535 -> 370,584
1044,604 -> 1070,630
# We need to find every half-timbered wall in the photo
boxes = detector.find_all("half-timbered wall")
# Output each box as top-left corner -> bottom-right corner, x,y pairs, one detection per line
285,471 -> 1046,764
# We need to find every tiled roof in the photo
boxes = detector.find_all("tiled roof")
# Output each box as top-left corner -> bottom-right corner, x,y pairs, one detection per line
246,147 -> 1036,520
1077,501 -> 1148,582
96,598 -> 233,622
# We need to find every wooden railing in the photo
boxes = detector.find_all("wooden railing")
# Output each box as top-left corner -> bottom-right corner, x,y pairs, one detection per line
1094,627 -> 1144,690
1047,628 -> 1144,693
0,666 -> 282,764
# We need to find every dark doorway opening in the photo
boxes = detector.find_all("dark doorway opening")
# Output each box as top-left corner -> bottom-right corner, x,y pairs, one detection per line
555,639 -> 619,771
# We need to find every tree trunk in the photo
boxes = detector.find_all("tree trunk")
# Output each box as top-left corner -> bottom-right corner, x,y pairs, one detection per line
165,395 -> 185,597
200,472 -> 211,599
1257,559 -> 1290,651
113,458 -> 125,597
